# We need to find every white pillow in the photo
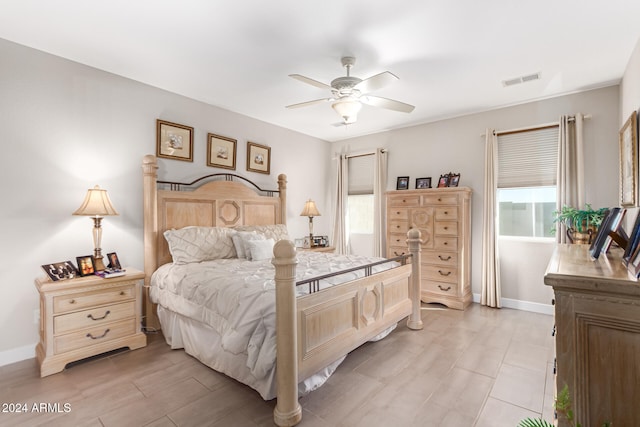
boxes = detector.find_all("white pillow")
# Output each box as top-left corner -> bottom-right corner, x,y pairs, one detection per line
164,226 -> 237,264
233,231 -> 266,260
247,238 -> 275,262
233,224 -> 290,242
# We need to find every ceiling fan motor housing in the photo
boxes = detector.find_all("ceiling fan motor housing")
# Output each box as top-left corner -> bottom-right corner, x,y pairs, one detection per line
331,76 -> 362,97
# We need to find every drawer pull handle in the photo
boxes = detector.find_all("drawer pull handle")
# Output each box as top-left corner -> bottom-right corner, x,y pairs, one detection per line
437,285 -> 451,291
69,299 -> 76,304
87,310 -> 111,321
402,199 -> 406,203
86,329 -> 110,340
438,198 -> 441,201
444,226 -> 448,230
438,270 -> 452,276
119,291 -> 126,296
396,239 -> 400,242
438,255 -> 452,261
444,211 -> 448,215
394,251 -> 405,256
444,242 -> 448,245
397,211 -> 401,215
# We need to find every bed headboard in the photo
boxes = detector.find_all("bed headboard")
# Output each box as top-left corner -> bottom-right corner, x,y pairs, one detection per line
142,154 -> 287,329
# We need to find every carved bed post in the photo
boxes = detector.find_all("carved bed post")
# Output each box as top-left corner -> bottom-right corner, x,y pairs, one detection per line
272,240 -> 301,426
278,174 -> 287,226
142,155 -> 160,331
406,228 -> 424,330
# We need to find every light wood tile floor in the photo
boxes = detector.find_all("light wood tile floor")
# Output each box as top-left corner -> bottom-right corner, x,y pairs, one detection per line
0,303 -> 555,427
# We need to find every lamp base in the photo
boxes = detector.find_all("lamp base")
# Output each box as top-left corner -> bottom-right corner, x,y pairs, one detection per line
93,255 -> 106,272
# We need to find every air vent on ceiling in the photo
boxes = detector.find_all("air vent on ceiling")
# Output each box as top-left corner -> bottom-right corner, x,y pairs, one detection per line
502,72 -> 541,87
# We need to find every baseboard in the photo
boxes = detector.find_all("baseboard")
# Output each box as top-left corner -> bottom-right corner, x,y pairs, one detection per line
472,293 -> 554,315
0,343 -> 36,367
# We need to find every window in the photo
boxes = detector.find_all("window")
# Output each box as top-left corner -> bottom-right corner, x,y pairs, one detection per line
497,126 -> 559,238
347,155 -> 374,235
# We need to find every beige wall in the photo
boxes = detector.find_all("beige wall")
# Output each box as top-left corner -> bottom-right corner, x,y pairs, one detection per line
0,38 -> 331,364
332,86 -> 621,311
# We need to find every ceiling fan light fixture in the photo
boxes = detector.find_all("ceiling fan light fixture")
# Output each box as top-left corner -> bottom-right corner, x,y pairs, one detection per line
332,99 -> 362,124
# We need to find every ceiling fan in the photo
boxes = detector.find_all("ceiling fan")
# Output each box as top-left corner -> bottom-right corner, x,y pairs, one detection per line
286,56 -> 415,125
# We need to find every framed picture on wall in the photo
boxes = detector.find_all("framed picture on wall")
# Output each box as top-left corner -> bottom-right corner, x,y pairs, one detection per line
396,176 -> 409,190
619,110 -> 638,207
207,133 -> 237,170
156,119 -> 194,162
247,142 -> 271,174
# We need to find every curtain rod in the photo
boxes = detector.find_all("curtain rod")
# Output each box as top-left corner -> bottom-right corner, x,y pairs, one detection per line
333,148 -> 387,160
481,114 -> 592,138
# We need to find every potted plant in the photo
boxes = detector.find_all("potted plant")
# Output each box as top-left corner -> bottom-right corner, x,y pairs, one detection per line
552,204 -> 608,244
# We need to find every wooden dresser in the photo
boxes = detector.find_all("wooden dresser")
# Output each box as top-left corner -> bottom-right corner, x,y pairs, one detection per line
386,187 -> 472,309
544,245 -> 640,426
35,268 -> 147,377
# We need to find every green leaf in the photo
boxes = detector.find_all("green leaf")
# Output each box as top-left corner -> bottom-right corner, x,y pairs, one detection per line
517,418 -> 555,427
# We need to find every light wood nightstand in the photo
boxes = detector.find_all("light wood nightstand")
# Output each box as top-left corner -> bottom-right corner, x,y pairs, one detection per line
35,268 -> 147,377
299,246 -> 335,253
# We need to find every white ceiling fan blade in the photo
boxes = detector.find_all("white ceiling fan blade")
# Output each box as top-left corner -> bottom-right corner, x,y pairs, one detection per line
354,71 -> 398,93
361,95 -> 415,113
285,98 -> 330,109
289,74 -> 332,90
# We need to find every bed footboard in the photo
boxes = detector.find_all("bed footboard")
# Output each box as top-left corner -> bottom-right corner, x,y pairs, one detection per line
272,229 -> 422,426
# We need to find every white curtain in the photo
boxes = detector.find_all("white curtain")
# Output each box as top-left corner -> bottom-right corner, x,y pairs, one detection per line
373,148 -> 388,257
481,129 -> 501,308
332,154 -> 349,254
556,114 -> 585,243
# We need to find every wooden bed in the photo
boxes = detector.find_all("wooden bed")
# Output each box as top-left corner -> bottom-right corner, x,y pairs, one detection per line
142,154 -> 423,426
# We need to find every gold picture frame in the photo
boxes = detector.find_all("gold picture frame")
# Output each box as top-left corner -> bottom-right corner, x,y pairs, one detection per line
207,133 -> 237,170
246,141 -> 271,174
620,111 -> 638,207
156,119 -> 194,162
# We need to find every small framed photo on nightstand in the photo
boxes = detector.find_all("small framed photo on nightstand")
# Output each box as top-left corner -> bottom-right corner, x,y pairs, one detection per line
41,261 -> 78,281
107,252 -> 122,270
76,255 -> 96,277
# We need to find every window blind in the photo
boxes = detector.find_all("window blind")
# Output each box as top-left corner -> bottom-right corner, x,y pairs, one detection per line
497,126 -> 559,188
348,155 -> 374,194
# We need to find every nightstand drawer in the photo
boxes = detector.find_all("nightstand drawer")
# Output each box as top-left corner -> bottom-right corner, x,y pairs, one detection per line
54,301 -> 135,334
53,284 -> 134,314
54,318 -> 136,354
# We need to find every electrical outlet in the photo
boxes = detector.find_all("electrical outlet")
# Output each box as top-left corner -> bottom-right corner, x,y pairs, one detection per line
33,308 -> 40,325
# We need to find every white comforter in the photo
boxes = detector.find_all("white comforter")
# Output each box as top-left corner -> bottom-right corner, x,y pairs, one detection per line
150,251 -> 397,386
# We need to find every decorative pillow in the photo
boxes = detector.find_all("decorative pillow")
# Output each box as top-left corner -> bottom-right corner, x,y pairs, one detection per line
247,238 -> 275,262
164,226 -> 237,264
233,231 -> 266,260
232,224 -> 290,242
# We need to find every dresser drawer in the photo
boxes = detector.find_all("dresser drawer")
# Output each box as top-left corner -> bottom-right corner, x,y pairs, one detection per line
422,252 -> 458,266
422,194 -> 458,206
389,220 -> 410,234
54,301 -> 135,334
388,208 -> 409,220
422,280 -> 460,297
388,195 -> 420,207
434,237 -> 458,251
53,284 -> 134,314
54,318 -> 136,354
424,265 -> 458,284
388,233 -> 407,249
435,221 -> 458,236
435,207 -> 458,221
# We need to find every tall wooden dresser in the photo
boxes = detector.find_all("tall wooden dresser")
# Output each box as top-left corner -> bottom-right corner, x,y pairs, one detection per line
386,187 -> 472,309
544,244 -> 640,426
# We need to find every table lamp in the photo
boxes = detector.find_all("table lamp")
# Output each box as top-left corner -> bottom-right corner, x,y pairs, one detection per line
300,199 -> 321,246
73,185 -> 119,271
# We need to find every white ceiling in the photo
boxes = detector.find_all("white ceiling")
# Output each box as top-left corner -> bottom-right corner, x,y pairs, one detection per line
2,1 -> 640,142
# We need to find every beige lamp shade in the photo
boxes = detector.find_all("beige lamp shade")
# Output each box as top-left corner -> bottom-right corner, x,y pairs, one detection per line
73,185 -> 118,271
300,199 -> 321,217
73,185 -> 119,217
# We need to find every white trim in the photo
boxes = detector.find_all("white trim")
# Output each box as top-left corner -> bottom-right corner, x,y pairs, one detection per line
472,293 -> 554,315
0,343 -> 36,367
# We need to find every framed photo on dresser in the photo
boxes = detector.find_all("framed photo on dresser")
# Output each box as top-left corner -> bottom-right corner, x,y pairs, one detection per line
396,176 -> 409,190
416,177 -> 431,189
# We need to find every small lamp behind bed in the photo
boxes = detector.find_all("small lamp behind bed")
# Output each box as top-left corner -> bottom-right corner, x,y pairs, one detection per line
300,199 -> 321,247
73,185 -> 119,271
